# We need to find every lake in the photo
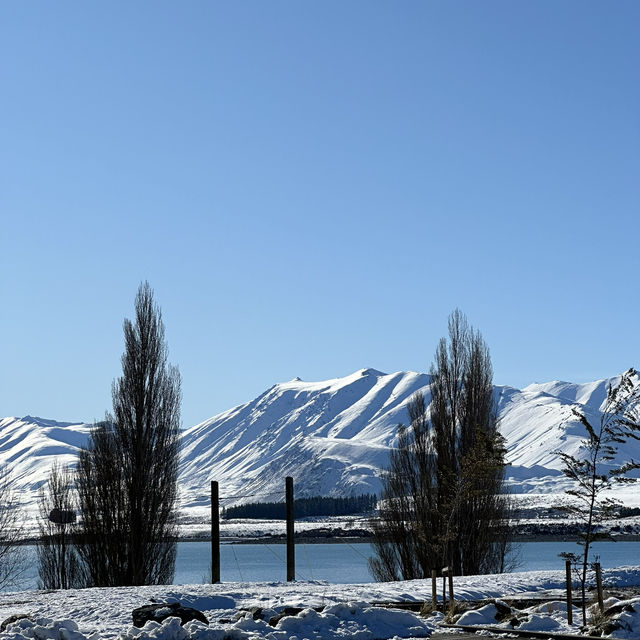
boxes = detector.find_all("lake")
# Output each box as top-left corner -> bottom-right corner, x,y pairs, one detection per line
11,540 -> 640,590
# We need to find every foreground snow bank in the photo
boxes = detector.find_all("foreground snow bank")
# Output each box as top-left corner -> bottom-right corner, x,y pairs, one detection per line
1,605 -> 440,640
454,595 -> 640,639
2,619 -> 100,640
0,566 -> 637,640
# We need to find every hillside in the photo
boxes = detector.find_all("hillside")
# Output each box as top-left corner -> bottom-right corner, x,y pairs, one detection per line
2,368 -> 639,525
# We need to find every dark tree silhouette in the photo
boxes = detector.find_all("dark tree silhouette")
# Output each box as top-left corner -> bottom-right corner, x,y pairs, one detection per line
369,392 -> 438,580
370,310 -> 512,581
431,311 -> 510,576
37,462 -> 86,589
77,282 -> 181,586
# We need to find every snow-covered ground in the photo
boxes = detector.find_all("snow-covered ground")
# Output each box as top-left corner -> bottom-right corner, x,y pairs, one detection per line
1,567 -> 639,640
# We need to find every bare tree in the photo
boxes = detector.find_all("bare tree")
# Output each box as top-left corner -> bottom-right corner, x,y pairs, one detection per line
557,368 -> 640,626
370,310 -> 512,580
430,310 -> 511,576
37,462 -> 86,589
369,393 -> 438,580
0,466 -> 27,590
76,282 -> 181,586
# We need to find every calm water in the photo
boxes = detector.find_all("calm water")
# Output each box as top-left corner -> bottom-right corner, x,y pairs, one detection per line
11,540 -> 640,590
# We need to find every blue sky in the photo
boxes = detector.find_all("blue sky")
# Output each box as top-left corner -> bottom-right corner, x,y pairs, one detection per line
2,1 -> 638,428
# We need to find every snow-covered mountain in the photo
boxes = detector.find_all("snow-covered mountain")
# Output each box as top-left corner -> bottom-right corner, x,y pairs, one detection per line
0,416 -> 93,494
2,368 -> 640,523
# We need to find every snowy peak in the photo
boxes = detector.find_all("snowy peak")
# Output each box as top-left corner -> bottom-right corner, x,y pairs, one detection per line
179,369 -> 431,507
358,367 -> 386,377
522,379 -> 609,409
521,369 -> 639,411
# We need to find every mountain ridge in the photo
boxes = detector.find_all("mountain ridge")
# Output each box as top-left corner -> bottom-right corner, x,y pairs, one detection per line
2,367 -> 639,523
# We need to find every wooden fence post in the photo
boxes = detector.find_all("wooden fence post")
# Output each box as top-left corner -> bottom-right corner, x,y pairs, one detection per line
565,559 -> 573,625
595,562 -> 604,612
286,476 -> 295,581
442,567 -> 448,611
431,569 -> 437,608
448,572 -> 454,611
211,481 -> 220,583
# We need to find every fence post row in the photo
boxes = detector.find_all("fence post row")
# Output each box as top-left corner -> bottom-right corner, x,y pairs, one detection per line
211,478 -> 295,583
433,567 -> 454,612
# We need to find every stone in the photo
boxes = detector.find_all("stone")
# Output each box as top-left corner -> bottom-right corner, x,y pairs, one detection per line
248,607 -> 263,620
604,602 -> 637,617
268,607 -> 304,627
132,603 -> 209,627
1,614 -> 34,631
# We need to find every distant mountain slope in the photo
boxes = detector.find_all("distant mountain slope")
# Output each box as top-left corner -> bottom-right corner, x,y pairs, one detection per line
179,368 -> 430,510
2,368 -> 639,522
178,369 -> 640,511
0,416 -> 93,497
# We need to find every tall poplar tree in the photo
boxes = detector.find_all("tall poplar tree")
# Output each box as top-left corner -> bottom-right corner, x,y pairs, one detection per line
370,310 -> 511,580
77,282 -> 181,586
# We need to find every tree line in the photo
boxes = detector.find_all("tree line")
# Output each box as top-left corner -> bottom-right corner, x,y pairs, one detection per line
19,294 -> 640,603
223,493 -> 377,520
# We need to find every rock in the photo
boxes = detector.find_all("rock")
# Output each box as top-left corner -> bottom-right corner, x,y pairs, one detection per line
604,602 -> 637,617
1,614 -> 34,631
231,607 -> 263,621
493,599 -> 514,620
132,603 -> 209,627
268,607 -> 304,627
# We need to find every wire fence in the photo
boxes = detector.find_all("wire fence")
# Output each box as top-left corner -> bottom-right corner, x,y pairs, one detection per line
209,479 -> 374,583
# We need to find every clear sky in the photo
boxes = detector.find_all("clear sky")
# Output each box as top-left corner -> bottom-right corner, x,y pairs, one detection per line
2,1 -> 638,429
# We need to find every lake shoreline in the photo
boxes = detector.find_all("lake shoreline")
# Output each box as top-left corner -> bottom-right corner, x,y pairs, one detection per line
177,532 -> 640,544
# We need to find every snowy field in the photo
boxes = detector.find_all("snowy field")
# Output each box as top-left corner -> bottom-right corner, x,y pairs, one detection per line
1,566 -> 639,640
